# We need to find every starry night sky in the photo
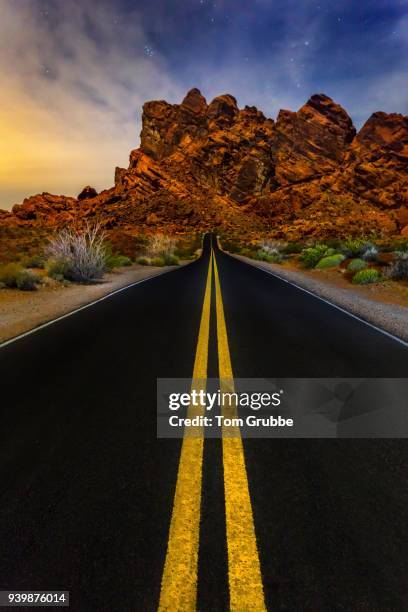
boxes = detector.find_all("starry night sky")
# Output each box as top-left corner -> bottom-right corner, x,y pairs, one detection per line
1,0 -> 407,208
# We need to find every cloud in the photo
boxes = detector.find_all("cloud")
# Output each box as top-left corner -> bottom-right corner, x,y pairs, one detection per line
0,0 -> 184,209
1,0 -> 406,210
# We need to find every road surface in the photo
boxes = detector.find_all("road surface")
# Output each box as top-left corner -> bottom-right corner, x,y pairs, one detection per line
0,234 -> 407,611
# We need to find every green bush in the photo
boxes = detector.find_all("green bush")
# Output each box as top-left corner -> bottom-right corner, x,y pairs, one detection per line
163,254 -> 180,266
347,258 -> 367,272
106,254 -> 133,269
352,269 -> 381,284
21,254 -> 45,268
300,245 -> 330,268
282,242 -> 303,254
221,238 -> 242,253
16,270 -> 41,291
0,263 -> 41,290
254,250 -> 267,261
315,254 -> 345,269
46,258 -> 69,281
0,263 -> 24,287
240,248 -> 255,258
341,238 -> 373,257
266,252 -> 284,264
325,238 -> 342,250
255,249 -> 283,263
150,257 -> 166,267
136,257 -> 150,266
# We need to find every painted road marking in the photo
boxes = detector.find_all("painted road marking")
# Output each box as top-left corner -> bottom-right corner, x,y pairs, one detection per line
213,251 -> 267,611
158,254 -> 213,611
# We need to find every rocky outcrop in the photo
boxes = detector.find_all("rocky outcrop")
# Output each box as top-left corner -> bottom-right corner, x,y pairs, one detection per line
272,94 -> 356,185
2,89 -> 407,240
337,112 -> 408,209
78,186 -> 98,200
12,193 -> 77,224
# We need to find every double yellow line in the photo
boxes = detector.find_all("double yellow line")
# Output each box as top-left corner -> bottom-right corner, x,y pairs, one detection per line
158,248 -> 266,611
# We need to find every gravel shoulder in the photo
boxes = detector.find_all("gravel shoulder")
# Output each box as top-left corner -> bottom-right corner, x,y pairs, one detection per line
233,254 -> 408,344
0,263 -> 187,345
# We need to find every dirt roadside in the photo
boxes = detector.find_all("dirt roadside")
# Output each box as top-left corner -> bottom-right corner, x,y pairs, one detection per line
233,254 -> 408,343
0,263 -> 187,345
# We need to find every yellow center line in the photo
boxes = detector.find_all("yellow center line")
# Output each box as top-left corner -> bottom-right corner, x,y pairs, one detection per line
213,250 -> 267,612
158,252 -> 213,612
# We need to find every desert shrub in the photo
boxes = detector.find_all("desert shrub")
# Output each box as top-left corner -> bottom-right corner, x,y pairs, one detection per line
0,263 -> 40,290
220,237 -> 242,253
315,254 -> 345,269
325,238 -> 342,250
148,234 -> 176,259
45,223 -> 106,283
117,255 -> 132,266
361,245 -> 379,262
381,238 -> 408,253
255,249 -> 283,263
106,231 -> 149,259
386,251 -> 408,280
106,254 -> 132,268
46,258 -> 69,281
163,254 -> 180,266
240,248 -> 256,258
0,282 -> 6,289
136,257 -> 150,266
15,270 -> 41,291
340,238 -> 374,258
352,269 -> 381,284
282,242 -> 303,254
150,257 -> 166,267
256,240 -> 285,263
0,263 -> 24,287
347,258 -> 367,272
103,242 -> 133,269
300,245 -> 330,268
259,239 -> 284,255
21,253 -> 45,268
174,235 -> 202,259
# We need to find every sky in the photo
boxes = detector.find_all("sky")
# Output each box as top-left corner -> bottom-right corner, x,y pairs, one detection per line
0,0 -> 407,209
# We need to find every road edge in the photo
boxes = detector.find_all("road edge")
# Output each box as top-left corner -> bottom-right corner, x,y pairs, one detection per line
0,262 -> 193,349
227,252 -> 408,348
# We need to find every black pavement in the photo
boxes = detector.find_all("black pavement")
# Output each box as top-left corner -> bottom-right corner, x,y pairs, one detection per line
0,234 -> 407,611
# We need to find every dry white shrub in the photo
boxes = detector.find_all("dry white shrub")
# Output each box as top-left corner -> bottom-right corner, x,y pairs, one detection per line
148,234 -> 176,257
259,239 -> 285,255
46,222 -> 107,282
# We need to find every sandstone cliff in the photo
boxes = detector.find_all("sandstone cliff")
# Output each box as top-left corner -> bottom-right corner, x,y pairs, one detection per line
3,88 -> 407,241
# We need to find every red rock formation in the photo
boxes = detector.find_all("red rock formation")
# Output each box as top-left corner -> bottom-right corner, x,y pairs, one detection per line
78,186 -> 98,200
1,89 -> 407,241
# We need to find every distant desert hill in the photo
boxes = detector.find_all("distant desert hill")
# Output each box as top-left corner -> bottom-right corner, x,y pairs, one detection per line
2,88 -> 407,241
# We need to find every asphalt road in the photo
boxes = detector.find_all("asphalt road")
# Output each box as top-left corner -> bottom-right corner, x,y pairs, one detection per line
0,234 -> 407,611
